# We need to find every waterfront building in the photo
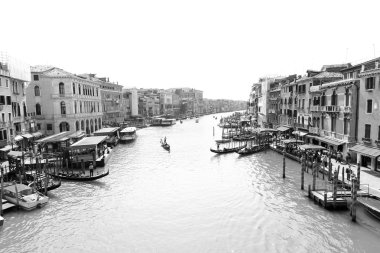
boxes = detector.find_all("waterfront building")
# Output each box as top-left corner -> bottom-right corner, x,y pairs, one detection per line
121,88 -> 138,119
26,66 -> 103,135
137,89 -> 161,117
348,57 -> 380,170
307,66 -> 358,157
96,77 -> 123,125
167,88 -> 204,115
160,91 -> 173,116
0,54 -> 31,150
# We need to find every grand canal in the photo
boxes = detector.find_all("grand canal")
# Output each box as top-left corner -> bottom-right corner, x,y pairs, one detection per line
1,112 -> 380,253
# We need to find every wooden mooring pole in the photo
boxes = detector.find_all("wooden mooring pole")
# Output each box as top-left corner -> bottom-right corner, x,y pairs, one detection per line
0,166 -> 4,216
357,163 -> 361,188
351,178 -> 358,222
301,154 -> 305,190
328,152 -> 332,181
312,161 -> 316,191
282,150 -> 286,178
44,165 -> 48,196
333,170 -> 338,209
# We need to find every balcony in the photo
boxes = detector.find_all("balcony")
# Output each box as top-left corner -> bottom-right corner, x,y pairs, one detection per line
321,105 -> 340,112
342,106 -> 351,113
362,137 -> 372,144
51,94 -> 74,99
309,127 -> 320,135
310,105 -> 320,112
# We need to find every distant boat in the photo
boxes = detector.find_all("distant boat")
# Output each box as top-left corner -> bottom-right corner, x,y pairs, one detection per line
2,184 -> 49,211
210,145 -> 245,154
195,117 -> 199,123
160,139 -> 170,151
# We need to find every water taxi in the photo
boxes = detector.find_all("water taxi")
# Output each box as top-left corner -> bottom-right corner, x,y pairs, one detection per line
93,127 -> 120,147
120,127 -> 137,142
3,184 -> 49,211
70,136 -> 112,167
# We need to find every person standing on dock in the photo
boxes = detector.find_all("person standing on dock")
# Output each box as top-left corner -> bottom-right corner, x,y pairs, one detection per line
89,163 -> 94,177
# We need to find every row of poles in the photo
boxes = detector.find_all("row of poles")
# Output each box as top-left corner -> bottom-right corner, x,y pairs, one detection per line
282,150 -> 361,222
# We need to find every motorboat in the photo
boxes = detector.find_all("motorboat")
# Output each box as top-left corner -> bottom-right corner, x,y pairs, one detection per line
2,184 -> 49,211
120,127 -> 137,142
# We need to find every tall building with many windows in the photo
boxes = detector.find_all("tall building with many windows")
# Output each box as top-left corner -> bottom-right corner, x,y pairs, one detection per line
0,53 -> 31,150
26,66 -> 103,135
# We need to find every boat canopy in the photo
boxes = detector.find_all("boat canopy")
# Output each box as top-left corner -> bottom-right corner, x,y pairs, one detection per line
121,127 -> 137,133
299,144 -> 326,151
36,131 -> 71,144
281,139 -> 304,144
4,184 -> 31,193
94,127 -> 119,135
70,136 -> 107,149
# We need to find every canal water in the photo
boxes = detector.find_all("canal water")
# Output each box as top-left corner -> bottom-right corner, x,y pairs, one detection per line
1,112 -> 380,253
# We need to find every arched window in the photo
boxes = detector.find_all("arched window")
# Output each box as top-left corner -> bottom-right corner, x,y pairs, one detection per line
302,116 -> 304,126
59,82 -> 65,95
36,103 -> 41,115
81,120 -> 85,131
98,118 -> 102,129
72,83 -> 76,94
60,101 -> 66,115
59,122 -> 70,132
331,90 -> 337,106
80,102 -> 82,113
345,88 -> 350,106
23,102 -> 27,117
321,92 -> 326,106
74,101 -> 77,114
34,86 -> 40,96
78,84 -> 81,95
76,121 -> 80,131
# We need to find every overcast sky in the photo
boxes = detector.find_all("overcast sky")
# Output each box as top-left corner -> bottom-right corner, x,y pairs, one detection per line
2,0 -> 380,100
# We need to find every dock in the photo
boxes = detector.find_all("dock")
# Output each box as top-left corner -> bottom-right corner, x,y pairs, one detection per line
2,198 -> 16,212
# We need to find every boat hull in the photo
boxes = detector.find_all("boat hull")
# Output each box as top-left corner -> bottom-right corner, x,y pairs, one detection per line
47,169 -> 109,181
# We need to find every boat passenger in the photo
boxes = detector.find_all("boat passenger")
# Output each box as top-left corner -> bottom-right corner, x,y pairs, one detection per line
89,163 -> 94,177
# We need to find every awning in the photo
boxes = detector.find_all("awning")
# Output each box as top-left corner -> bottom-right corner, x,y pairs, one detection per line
14,135 -> 23,141
299,144 -> 326,151
68,131 -> 86,139
7,151 -> 24,158
70,136 -> 107,149
36,131 -> 71,144
292,131 -> 308,137
22,133 -> 34,139
277,126 -> 291,132
282,139 -> 304,144
0,145 -> 18,152
32,132 -> 43,138
349,144 -> 380,158
315,136 -> 345,146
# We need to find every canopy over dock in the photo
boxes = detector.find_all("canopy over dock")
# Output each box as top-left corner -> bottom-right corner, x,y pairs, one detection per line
282,139 -> 304,144
299,144 -> 326,151
70,136 -> 107,149
94,127 -> 119,135
36,131 -> 71,144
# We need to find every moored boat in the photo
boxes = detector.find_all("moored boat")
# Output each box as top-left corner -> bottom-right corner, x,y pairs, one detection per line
47,169 -> 109,181
210,145 -> 245,154
3,184 -> 49,211
236,145 -> 265,155
120,127 -> 137,142
93,127 -> 120,147
358,197 -> 380,221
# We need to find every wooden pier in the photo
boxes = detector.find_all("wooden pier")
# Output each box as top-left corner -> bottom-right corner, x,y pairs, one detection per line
308,189 -> 347,209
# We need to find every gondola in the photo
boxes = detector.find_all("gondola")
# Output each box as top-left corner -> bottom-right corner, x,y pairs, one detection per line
161,143 -> 170,151
236,145 -> 265,155
210,144 -> 245,154
47,169 -> 109,181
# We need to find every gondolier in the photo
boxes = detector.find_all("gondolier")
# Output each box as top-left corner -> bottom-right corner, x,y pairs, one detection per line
89,163 -> 94,177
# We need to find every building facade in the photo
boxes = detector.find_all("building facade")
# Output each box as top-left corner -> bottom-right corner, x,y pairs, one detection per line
27,66 -> 103,135
349,57 -> 380,170
97,77 -> 123,125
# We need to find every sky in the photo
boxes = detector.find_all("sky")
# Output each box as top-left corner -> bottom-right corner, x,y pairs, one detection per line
2,0 -> 380,100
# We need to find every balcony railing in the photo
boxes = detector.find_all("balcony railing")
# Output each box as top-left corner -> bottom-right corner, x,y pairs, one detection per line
309,127 -> 320,135
310,105 -> 320,112
342,106 -> 351,113
320,105 -> 340,112
51,94 -> 74,99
